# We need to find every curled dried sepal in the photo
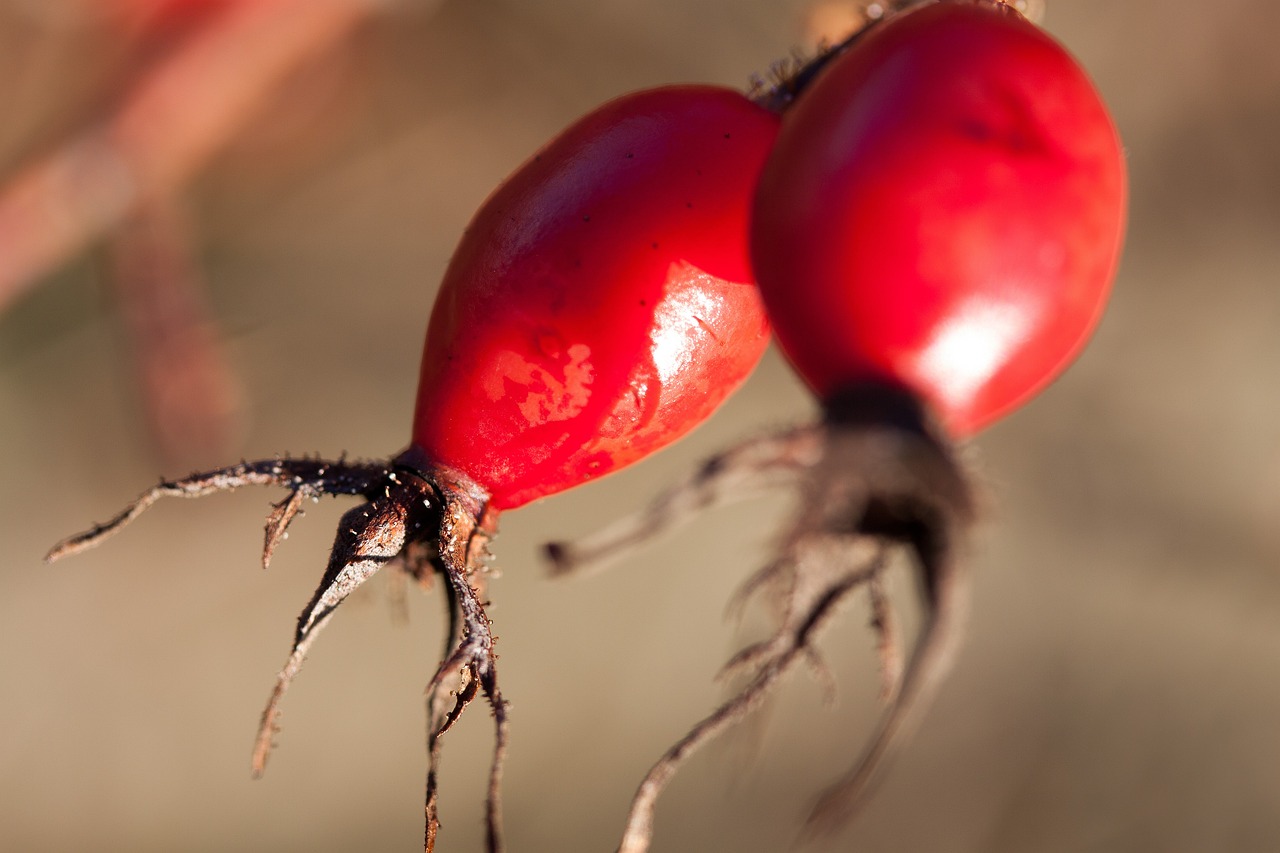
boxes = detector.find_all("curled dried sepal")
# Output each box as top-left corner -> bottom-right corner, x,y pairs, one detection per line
544,427 -> 822,579
423,496 -> 508,853
45,454 -> 511,852
616,558 -> 878,853
867,573 -> 903,704
551,383 -> 975,853
45,456 -> 389,564
263,488 -> 310,570
252,486 -> 434,775
797,385 -> 974,836
44,455 -> 419,774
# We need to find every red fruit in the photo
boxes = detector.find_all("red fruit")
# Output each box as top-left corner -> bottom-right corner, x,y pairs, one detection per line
413,86 -> 775,509
752,0 -> 1126,435
48,83 -> 778,853
550,6 -> 1127,846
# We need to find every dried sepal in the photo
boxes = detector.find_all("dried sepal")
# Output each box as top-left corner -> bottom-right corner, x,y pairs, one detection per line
423,494 -> 508,853
251,486 -> 433,775
544,426 -> 821,579
45,456 -> 388,564
549,383 -> 977,853
44,454 -> 517,852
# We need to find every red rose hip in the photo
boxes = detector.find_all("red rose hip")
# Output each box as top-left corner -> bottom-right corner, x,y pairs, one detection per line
413,86 -> 773,509
551,4 -> 1127,847
48,84 -> 778,853
752,0 -> 1126,435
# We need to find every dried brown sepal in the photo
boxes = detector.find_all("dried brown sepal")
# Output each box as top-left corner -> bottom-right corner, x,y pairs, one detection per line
796,383 -> 974,837
45,456 -> 388,564
547,382 -> 975,853
43,454 -> 425,776
50,453 -> 510,851
867,573 -> 903,704
617,561 -> 879,853
423,495 -> 508,853
544,426 -> 822,579
251,487 -> 432,775
263,488 -> 311,570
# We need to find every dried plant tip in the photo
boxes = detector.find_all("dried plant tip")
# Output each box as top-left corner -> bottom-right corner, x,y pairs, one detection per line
600,381 -> 976,850
543,427 -> 819,579
868,574 -> 903,704
252,487 -> 431,775
423,493 -> 508,853
615,568 -> 870,853
795,386 -> 975,836
263,488 -> 309,569
802,541 -> 968,836
45,456 -> 389,563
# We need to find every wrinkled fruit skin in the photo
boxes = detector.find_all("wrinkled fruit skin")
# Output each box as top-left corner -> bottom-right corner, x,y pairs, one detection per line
751,0 -> 1127,436
413,86 -> 777,509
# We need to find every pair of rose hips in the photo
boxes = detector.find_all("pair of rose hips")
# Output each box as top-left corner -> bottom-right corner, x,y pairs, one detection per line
50,2 -> 1126,851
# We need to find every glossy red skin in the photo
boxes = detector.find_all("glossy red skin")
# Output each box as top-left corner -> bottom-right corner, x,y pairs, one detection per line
412,87 -> 776,510
751,1 -> 1127,437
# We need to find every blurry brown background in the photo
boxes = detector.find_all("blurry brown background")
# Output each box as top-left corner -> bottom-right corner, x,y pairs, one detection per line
2,0 -> 1278,851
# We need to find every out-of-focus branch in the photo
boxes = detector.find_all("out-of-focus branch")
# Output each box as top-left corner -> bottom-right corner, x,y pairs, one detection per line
0,0 -> 385,312
108,197 -> 247,466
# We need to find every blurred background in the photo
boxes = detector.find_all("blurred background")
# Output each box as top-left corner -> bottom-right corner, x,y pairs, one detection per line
2,0 -> 1278,850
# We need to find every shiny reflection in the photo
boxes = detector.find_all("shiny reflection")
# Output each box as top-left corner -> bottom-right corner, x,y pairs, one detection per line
916,296 -> 1030,410
649,260 -> 734,384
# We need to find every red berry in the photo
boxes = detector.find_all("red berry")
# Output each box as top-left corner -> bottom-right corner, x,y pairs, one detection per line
412,86 -> 776,509
549,6 -> 1128,844
48,82 -> 779,852
751,0 -> 1126,435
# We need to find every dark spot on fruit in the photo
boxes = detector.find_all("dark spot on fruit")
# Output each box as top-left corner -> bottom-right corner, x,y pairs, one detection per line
956,88 -> 1050,157
693,316 -> 718,340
